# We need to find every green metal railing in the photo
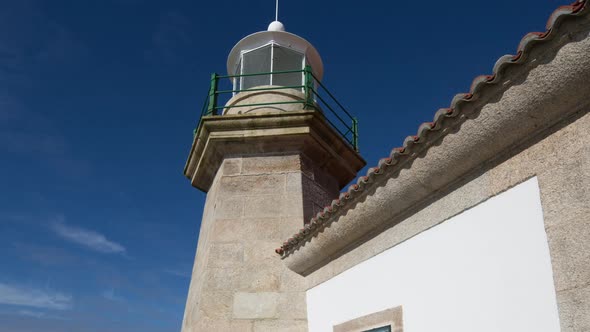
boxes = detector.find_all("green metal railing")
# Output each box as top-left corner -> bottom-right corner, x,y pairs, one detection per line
195,65 -> 359,151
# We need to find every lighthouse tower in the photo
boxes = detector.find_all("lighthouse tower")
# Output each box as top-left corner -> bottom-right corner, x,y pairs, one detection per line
181,20 -> 365,331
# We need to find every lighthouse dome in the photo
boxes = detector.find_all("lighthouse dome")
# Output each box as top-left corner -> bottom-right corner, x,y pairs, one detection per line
267,20 -> 286,32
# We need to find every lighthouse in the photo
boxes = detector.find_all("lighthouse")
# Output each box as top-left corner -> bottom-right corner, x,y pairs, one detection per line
181,20 -> 366,331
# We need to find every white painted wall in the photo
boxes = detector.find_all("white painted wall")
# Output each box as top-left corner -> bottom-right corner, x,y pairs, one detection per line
307,177 -> 560,332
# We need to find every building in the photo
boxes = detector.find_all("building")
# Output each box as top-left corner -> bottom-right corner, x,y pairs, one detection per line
182,1 -> 590,331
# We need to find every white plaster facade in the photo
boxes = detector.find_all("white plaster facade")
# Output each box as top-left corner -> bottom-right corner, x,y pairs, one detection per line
307,178 -> 561,332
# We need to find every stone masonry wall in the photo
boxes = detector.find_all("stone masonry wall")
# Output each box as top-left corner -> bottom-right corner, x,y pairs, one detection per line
182,153 -> 339,332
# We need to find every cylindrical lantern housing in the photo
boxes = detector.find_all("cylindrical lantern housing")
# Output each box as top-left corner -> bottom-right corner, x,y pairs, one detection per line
223,21 -> 324,115
227,21 -> 324,90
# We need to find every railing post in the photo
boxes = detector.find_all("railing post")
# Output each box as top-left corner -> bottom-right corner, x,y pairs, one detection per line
352,117 -> 359,152
207,73 -> 219,115
304,65 -> 314,110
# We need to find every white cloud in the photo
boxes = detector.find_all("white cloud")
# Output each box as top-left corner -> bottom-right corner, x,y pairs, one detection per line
163,268 -> 190,278
101,289 -> 124,302
18,310 -> 46,318
16,309 -> 67,320
51,220 -> 126,254
0,283 -> 72,310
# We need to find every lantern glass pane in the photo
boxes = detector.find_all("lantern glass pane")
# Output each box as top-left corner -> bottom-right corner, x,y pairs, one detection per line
272,45 -> 304,87
242,45 -> 271,89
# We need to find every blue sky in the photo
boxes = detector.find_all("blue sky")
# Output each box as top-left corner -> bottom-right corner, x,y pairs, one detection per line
0,0 -> 568,330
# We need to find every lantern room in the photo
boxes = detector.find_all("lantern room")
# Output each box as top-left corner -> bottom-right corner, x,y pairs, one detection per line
226,21 -> 324,95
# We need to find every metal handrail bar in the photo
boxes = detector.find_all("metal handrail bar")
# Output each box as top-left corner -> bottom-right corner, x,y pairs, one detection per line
316,111 -> 354,145
352,118 -> 358,150
216,85 -> 304,95
310,72 -> 355,119
196,69 -> 359,151
218,69 -> 304,79
207,73 -> 219,115
310,88 -> 351,129
200,94 -> 210,116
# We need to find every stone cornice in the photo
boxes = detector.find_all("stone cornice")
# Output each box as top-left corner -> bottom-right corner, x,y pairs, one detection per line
184,110 -> 366,192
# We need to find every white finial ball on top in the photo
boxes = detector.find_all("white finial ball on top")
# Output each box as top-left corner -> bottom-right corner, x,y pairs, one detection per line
268,20 -> 286,32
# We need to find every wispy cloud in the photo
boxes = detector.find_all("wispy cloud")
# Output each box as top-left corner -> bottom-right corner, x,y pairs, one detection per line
0,1 -> 86,81
0,283 -> 72,310
101,289 -> 124,302
17,310 -> 46,318
145,11 -> 195,67
13,242 -> 78,267
0,2 -> 90,178
163,267 -> 190,278
0,96 -> 91,178
17,309 -> 66,320
51,219 -> 126,255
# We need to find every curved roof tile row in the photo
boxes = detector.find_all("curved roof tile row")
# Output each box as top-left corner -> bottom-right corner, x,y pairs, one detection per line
276,0 -> 588,257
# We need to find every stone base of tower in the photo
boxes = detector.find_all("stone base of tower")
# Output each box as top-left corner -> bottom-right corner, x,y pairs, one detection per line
181,111 -> 365,331
182,155 -> 330,332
